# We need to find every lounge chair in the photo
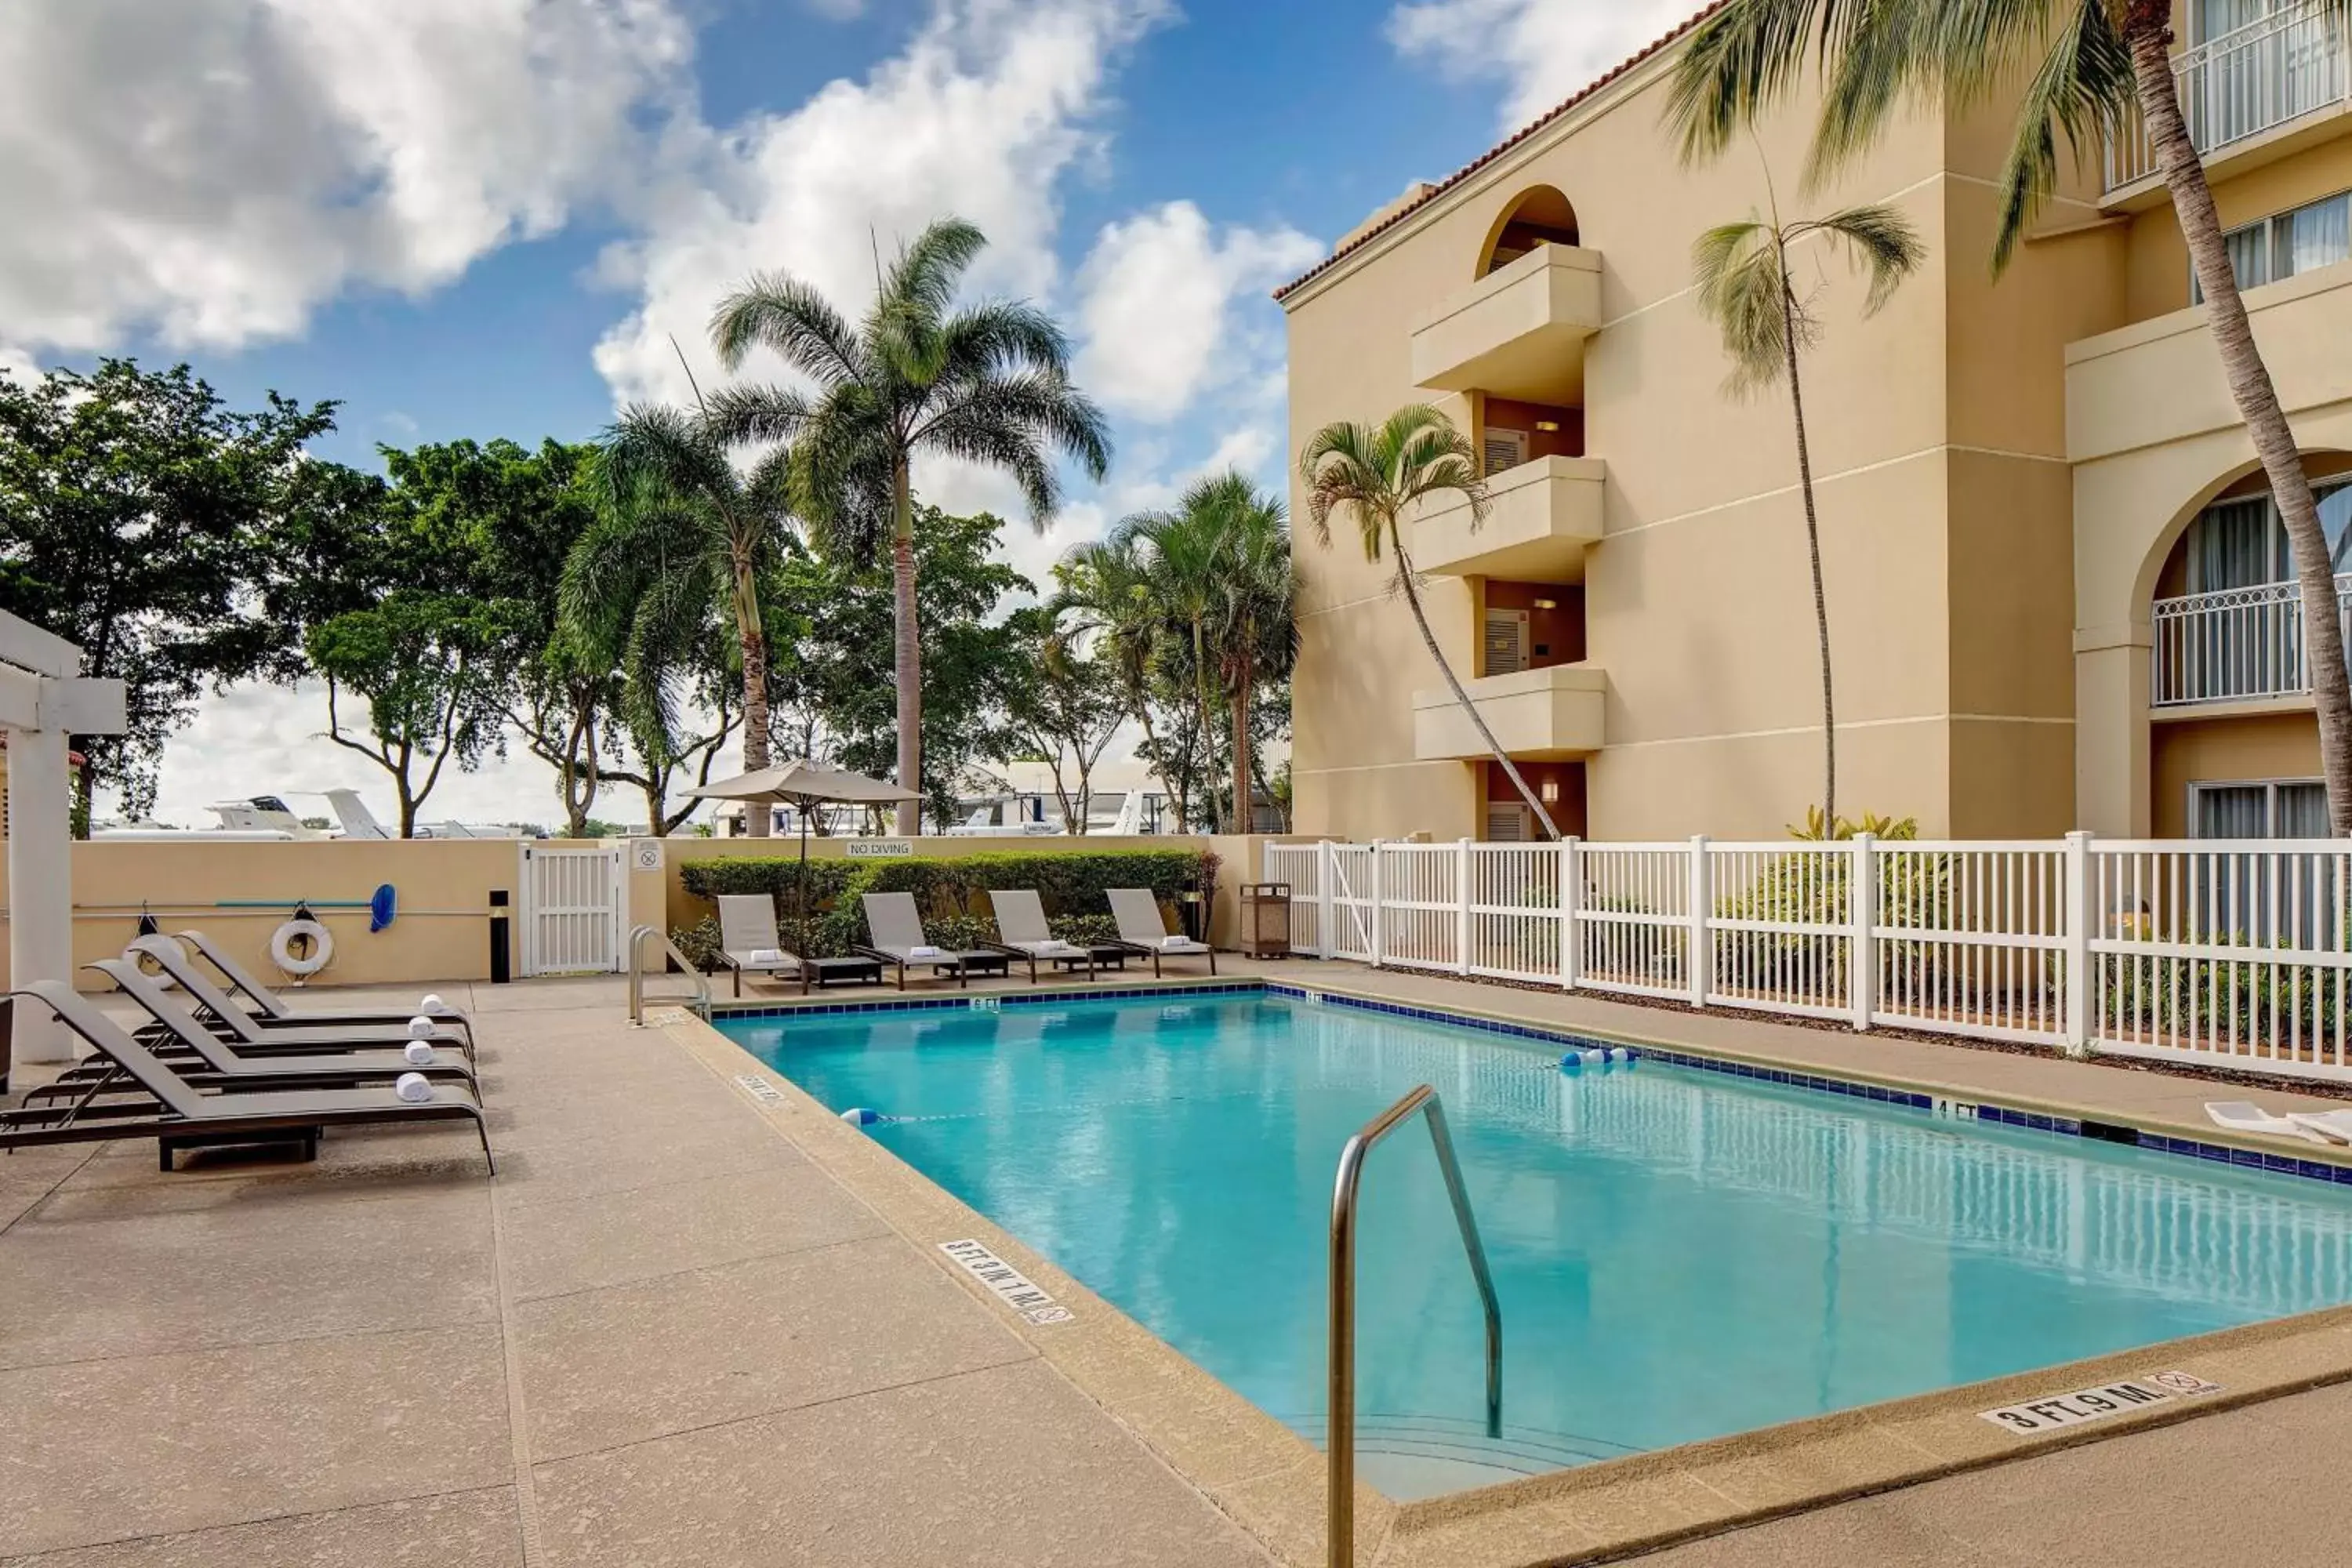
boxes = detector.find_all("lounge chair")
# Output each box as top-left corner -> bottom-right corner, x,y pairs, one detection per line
983,889 -> 1094,982
2288,1110 -> 2352,1145
126,935 -> 474,1063
3,981 -> 494,1173
716,895 -> 808,996
21,959 -> 479,1108
2205,1101 -> 2329,1142
170,928 -> 474,1048
1105,887 -> 1217,977
855,893 -> 999,989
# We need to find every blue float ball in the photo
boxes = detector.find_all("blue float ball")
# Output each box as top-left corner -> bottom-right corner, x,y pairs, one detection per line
840,1107 -> 882,1126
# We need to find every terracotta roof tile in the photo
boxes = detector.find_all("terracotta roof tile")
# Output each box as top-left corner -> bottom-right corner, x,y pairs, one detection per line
1272,2 -> 1724,303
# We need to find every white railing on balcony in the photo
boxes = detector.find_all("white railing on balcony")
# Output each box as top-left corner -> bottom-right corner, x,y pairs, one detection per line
2105,0 -> 2352,191
2151,574 -> 2352,706
1265,834 -> 2352,1083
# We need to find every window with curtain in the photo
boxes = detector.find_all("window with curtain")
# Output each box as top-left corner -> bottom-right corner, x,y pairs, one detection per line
2185,481 -> 2352,590
2194,191 -> 2352,302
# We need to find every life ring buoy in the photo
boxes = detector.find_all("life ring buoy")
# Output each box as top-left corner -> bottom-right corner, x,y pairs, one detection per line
270,917 -> 334,978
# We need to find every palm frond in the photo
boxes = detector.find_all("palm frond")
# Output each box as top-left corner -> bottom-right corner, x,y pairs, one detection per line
1985,2 -> 2132,271
1792,202 -> 1926,311
710,274 -> 866,384
1665,0 -> 1839,163
881,217 -> 987,321
1693,218 -> 1795,397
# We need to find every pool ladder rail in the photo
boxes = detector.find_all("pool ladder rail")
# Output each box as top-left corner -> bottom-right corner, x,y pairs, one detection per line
626,924 -> 713,1025
1329,1084 -> 1502,1568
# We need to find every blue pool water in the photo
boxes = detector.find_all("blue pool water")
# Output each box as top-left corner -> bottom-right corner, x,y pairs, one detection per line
720,993 -> 2352,1497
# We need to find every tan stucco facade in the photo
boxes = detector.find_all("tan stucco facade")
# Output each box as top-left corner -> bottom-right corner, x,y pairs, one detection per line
1283,9 -> 2352,844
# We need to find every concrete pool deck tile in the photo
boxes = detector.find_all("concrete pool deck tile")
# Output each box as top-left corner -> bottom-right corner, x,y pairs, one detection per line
0,1183 -> 495,1369
0,1323 -> 511,1558
528,1358 -> 1279,1568
1209,1453 -> 1393,1568
513,1237 -> 1035,1461
0,1486 -> 526,1568
498,1163 -> 888,1302
1033,1312 -> 1315,1493
1375,1498 -> 1610,1568
485,1120 -> 803,1208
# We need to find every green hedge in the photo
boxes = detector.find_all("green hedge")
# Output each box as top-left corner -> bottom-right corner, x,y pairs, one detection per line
677,847 -> 1218,960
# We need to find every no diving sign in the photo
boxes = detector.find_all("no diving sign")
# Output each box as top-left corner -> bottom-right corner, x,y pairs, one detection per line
939,1238 -> 1074,1326
1980,1370 -> 2222,1436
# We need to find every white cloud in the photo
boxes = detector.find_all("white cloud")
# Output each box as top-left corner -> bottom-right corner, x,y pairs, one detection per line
592,0 -> 1171,409
0,0 -> 692,353
1386,0 -> 1704,132
1071,201 -> 1319,423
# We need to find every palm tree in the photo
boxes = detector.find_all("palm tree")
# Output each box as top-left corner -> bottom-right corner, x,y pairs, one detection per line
1669,0 -> 2352,833
706,217 -> 1112,833
564,402 -> 792,834
1054,532 -> 1174,822
1208,484 -> 1298,836
1693,189 -> 1923,826
1300,405 -> 1561,840
1119,476 -> 1251,832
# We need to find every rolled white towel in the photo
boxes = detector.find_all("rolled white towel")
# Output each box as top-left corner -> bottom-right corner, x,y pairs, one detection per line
747,948 -> 793,967
394,1072 -> 434,1104
908,944 -> 945,960
403,1040 -> 436,1067
1034,939 -> 1076,955
1160,935 -> 1192,951
406,1014 -> 436,1039
419,992 -> 447,1014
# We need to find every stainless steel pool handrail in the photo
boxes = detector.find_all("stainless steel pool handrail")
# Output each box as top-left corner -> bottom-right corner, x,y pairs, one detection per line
627,923 -> 711,1025
1328,1083 -> 1501,1568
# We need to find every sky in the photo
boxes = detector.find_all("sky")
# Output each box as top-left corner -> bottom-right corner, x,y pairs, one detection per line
1,0 -> 1702,829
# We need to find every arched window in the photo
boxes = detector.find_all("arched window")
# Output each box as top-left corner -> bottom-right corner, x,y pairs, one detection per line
1479,187 -> 1579,278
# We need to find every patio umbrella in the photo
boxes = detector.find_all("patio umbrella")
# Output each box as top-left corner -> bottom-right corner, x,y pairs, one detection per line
686,761 -> 924,964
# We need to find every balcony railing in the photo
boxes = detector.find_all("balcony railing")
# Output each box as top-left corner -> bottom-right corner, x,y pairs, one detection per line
2105,0 -> 2351,191
2151,574 -> 2352,706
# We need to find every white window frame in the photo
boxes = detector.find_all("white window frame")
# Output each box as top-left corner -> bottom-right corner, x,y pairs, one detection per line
2193,187 -> 2352,303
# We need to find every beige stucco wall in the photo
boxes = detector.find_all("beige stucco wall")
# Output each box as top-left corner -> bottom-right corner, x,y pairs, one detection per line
1285,41 -> 2105,842
0,837 -> 528,993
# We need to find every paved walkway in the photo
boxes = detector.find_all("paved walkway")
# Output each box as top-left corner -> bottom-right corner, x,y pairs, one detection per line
1,978 -> 1274,1567
6,962 -> 2350,1566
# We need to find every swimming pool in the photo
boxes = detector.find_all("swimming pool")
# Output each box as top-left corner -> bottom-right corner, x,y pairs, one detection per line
720,990 -> 2352,1499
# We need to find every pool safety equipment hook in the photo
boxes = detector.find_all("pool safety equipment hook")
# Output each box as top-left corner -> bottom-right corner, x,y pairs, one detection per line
1327,1083 -> 1502,1568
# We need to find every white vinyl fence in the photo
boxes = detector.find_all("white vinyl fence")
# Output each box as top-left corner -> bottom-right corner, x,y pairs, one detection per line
1264,834 -> 2352,1085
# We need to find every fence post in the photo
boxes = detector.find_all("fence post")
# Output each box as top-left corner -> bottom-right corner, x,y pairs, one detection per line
1848,832 -> 1877,1031
2063,829 -> 2093,1058
1317,838 -> 1335,960
1456,838 -> 1473,975
1560,836 -> 1581,993
1688,834 -> 1711,1007
1369,840 -> 1386,968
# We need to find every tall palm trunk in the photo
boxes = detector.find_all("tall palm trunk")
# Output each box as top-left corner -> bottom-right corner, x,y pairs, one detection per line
1230,662 -> 1253,838
1777,244 -> 1835,828
1190,615 -> 1224,833
2130,7 -> 2352,833
1391,524 -> 1560,840
890,460 -> 924,836
731,546 -> 771,837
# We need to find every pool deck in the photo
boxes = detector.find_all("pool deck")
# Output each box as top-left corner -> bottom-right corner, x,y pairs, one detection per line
5,957 -> 2352,1566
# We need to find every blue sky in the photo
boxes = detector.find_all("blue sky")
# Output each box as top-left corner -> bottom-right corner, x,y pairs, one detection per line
0,0 -> 1697,826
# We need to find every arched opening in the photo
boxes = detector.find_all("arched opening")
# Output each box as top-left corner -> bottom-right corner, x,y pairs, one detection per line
2140,450 -> 2352,837
1478,187 -> 1579,278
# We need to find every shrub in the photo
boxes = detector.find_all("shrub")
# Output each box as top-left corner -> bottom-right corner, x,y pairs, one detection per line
669,916 -> 724,973
677,847 -> 1216,953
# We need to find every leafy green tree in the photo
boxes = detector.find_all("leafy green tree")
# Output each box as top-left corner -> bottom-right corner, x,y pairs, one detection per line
1001,605 -> 1125,832
1693,190 -> 1922,826
380,438 -> 615,836
306,589 -> 511,837
1670,0 -> 2352,832
0,359 -> 336,827
706,216 -> 1112,833
1054,530 -> 1171,815
565,402 -> 793,833
1300,405 -> 1560,839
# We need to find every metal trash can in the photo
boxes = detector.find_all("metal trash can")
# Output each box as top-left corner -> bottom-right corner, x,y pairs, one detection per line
1238,883 -> 1292,959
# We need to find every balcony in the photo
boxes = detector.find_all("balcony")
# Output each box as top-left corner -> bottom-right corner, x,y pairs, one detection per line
1413,456 -> 1604,579
1414,663 -> 1606,761
2151,575 -> 2352,708
2105,1 -> 2351,197
1409,243 -> 1602,404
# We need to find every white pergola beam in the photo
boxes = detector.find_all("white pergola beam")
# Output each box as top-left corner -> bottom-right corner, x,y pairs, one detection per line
0,615 -> 81,679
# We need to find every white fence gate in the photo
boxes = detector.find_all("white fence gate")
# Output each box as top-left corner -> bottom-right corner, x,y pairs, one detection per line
518,842 -> 626,976
1265,834 -> 2352,1086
